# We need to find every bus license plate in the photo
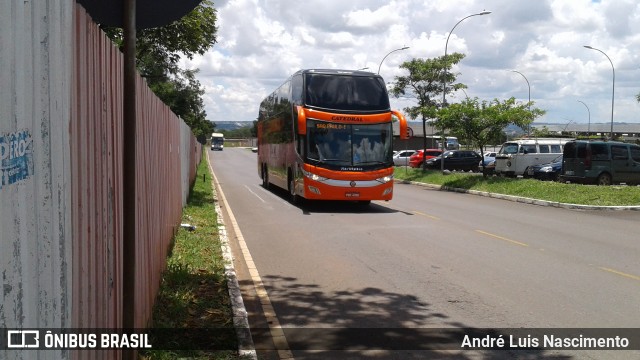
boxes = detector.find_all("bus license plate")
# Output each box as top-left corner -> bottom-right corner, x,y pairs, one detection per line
345,192 -> 360,198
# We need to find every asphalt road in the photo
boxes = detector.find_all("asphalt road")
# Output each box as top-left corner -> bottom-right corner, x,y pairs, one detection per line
210,147 -> 640,359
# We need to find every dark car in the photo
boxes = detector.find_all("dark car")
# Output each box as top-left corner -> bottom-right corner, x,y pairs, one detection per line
560,140 -> 640,185
424,150 -> 482,172
525,155 -> 562,181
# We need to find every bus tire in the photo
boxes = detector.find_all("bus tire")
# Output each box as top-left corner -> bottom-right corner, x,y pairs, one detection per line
262,165 -> 270,189
288,170 -> 299,205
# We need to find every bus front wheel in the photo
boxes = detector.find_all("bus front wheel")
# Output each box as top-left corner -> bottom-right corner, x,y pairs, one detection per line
288,171 -> 299,205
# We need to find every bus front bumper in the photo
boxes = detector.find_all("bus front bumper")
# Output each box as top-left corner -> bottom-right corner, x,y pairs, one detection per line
302,177 -> 394,201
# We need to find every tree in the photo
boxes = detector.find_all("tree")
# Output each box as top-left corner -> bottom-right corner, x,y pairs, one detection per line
103,1 -> 218,77
531,125 -> 553,138
391,53 -> 466,120
102,1 -> 218,143
391,54 -> 466,167
151,69 -> 215,143
437,97 -> 545,158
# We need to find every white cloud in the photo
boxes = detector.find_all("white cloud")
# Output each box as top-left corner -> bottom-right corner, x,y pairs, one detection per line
187,0 -> 640,125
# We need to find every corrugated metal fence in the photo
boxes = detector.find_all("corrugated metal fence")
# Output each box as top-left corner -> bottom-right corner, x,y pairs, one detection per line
1,1 -> 203,359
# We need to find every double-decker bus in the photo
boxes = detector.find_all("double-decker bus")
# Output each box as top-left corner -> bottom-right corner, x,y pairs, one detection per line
257,69 -> 408,204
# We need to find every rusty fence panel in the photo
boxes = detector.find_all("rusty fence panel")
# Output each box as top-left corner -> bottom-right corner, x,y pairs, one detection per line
71,3 -> 124,350
71,4 -> 202,359
0,3 -> 202,358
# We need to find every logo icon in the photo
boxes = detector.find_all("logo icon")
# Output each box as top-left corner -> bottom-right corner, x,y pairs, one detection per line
7,330 -> 39,348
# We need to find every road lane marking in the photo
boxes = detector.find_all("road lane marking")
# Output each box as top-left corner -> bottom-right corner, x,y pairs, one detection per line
412,211 -> 441,220
245,185 -> 266,203
211,158 -> 293,360
599,267 -> 640,282
475,230 -> 529,247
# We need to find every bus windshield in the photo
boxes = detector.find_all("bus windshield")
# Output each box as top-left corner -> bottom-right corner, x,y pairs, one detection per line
212,137 -> 224,146
307,120 -> 392,167
305,73 -> 390,112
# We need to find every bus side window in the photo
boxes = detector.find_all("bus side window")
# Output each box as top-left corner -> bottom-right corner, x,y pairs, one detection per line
539,145 -> 550,153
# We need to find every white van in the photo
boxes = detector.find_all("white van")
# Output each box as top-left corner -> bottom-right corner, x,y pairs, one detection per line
445,137 -> 460,150
495,138 -> 572,177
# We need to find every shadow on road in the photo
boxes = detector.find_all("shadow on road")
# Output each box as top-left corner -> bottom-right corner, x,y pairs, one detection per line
243,275 -> 572,359
262,182 -> 404,215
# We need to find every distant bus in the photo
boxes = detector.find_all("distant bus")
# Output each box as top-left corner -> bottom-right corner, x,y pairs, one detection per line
495,138 -> 572,177
257,69 -> 408,204
211,132 -> 224,151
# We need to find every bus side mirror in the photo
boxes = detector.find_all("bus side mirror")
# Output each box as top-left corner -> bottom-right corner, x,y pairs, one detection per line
297,106 -> 306,135
392,110 -> 409,140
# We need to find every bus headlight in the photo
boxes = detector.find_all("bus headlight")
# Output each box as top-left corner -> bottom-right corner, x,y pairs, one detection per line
376,175 -> 393,184
302,169 -> 328,182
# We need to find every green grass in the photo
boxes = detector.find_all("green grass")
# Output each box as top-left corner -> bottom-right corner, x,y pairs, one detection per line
140,153 -> 241,360
394,167 -> 640,206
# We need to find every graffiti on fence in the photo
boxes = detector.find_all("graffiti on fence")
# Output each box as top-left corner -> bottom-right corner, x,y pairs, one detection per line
0,129 -> 34,189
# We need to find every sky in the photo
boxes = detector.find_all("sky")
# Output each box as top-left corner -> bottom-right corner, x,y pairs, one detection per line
181,0 -> 640,126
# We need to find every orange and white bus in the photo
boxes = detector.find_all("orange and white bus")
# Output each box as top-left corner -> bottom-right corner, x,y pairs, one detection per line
257,69 -> 408,204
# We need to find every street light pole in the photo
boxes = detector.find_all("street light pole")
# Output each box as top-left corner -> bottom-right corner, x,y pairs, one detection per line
584,45 -> 615,140
441,11 -> 491,172
377,46 -> 410,75
510,70 -> 531,136
577,100 -> 591,136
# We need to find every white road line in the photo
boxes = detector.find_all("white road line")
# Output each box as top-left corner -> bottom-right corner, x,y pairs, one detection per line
255,183 -> 295,208
211,158 -> 294,360
245,185 -> 266,203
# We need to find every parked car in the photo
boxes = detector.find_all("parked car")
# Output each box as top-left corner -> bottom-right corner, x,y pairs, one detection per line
424,150 -> 482,172
482,151 -> 497,165
495,138 -> 570,177
393,150 -> 416,166
481,160 -> 496,176
409,149 -> 443,168
525,155 -> 562,181
560,140 -> 640,185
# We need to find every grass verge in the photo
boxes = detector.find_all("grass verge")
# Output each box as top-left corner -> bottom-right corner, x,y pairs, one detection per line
140,153 -> 240,360
394,167 -> 640,206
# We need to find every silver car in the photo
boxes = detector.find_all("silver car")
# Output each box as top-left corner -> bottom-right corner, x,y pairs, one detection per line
393,150 -> 416,166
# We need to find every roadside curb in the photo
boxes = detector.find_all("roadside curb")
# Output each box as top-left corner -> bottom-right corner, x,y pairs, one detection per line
208,153 -> 258,360
397,180 -> 640,211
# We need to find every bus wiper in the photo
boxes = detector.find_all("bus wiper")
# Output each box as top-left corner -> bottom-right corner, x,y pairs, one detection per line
357,161 -> 386,165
